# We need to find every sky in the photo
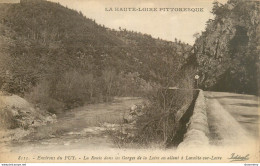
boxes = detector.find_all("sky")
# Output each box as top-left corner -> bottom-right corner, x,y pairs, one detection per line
48,0 -> 228,44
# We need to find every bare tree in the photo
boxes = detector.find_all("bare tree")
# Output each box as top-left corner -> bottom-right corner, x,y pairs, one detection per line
102,69 -> 116,102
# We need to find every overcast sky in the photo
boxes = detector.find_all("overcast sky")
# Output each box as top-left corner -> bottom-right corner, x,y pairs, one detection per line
48,0 -> 228,44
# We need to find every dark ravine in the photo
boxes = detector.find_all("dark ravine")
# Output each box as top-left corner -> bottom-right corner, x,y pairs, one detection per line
166,90 -> 199,148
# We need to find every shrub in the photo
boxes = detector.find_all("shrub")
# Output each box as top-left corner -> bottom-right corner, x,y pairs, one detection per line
0,107 -> 19,129
25,80 -> 64,114
131,71 -> 195,147
54,71 -> 87,108
114,72 -> 154,97
54,71 -> 105,108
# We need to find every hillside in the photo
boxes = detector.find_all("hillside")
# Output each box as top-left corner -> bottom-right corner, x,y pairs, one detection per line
193,0 -> 259,95
0,0 -> 192,111
0,91 -> 56,143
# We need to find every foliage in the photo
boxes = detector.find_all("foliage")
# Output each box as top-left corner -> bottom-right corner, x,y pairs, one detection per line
194,0 -> 259,95
0,107 -> 19,129
0,0 -> 192,111
25,80 -> 64,113
131,68 -> 195,146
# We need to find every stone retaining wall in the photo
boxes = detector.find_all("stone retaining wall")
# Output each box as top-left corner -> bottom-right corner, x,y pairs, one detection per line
177,90 -> 209,149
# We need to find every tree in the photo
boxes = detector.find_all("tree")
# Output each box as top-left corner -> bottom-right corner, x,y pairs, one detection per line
102,69 -> 116,101
194,0 -> 259,95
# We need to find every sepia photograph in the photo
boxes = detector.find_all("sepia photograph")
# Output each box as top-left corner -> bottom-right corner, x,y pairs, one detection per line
0,0 -> 259,164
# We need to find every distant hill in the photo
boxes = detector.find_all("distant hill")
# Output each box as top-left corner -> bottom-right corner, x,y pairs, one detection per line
0,0 -> 192,109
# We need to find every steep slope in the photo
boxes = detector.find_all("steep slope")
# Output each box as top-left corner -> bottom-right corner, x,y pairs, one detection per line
0,1 -> 125,93
0,0 -> 192,110
0,90 -> 56,144
194,0 -> 259,95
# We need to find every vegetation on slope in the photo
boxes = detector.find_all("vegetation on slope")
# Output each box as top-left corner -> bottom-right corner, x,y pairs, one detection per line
0,0 -> 192,112
193,0 -> 259,95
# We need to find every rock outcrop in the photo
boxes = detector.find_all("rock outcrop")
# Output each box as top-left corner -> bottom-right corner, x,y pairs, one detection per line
0,91 -> 56,141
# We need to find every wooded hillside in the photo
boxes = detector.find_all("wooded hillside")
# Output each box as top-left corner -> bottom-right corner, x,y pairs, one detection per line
194,0 -> 259,95
0,0 -> 192,111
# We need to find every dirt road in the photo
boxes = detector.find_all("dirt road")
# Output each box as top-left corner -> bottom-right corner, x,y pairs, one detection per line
204,91 -> 259,146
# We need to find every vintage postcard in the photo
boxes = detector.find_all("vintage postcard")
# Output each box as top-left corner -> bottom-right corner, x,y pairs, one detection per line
0,0 -> 259,163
